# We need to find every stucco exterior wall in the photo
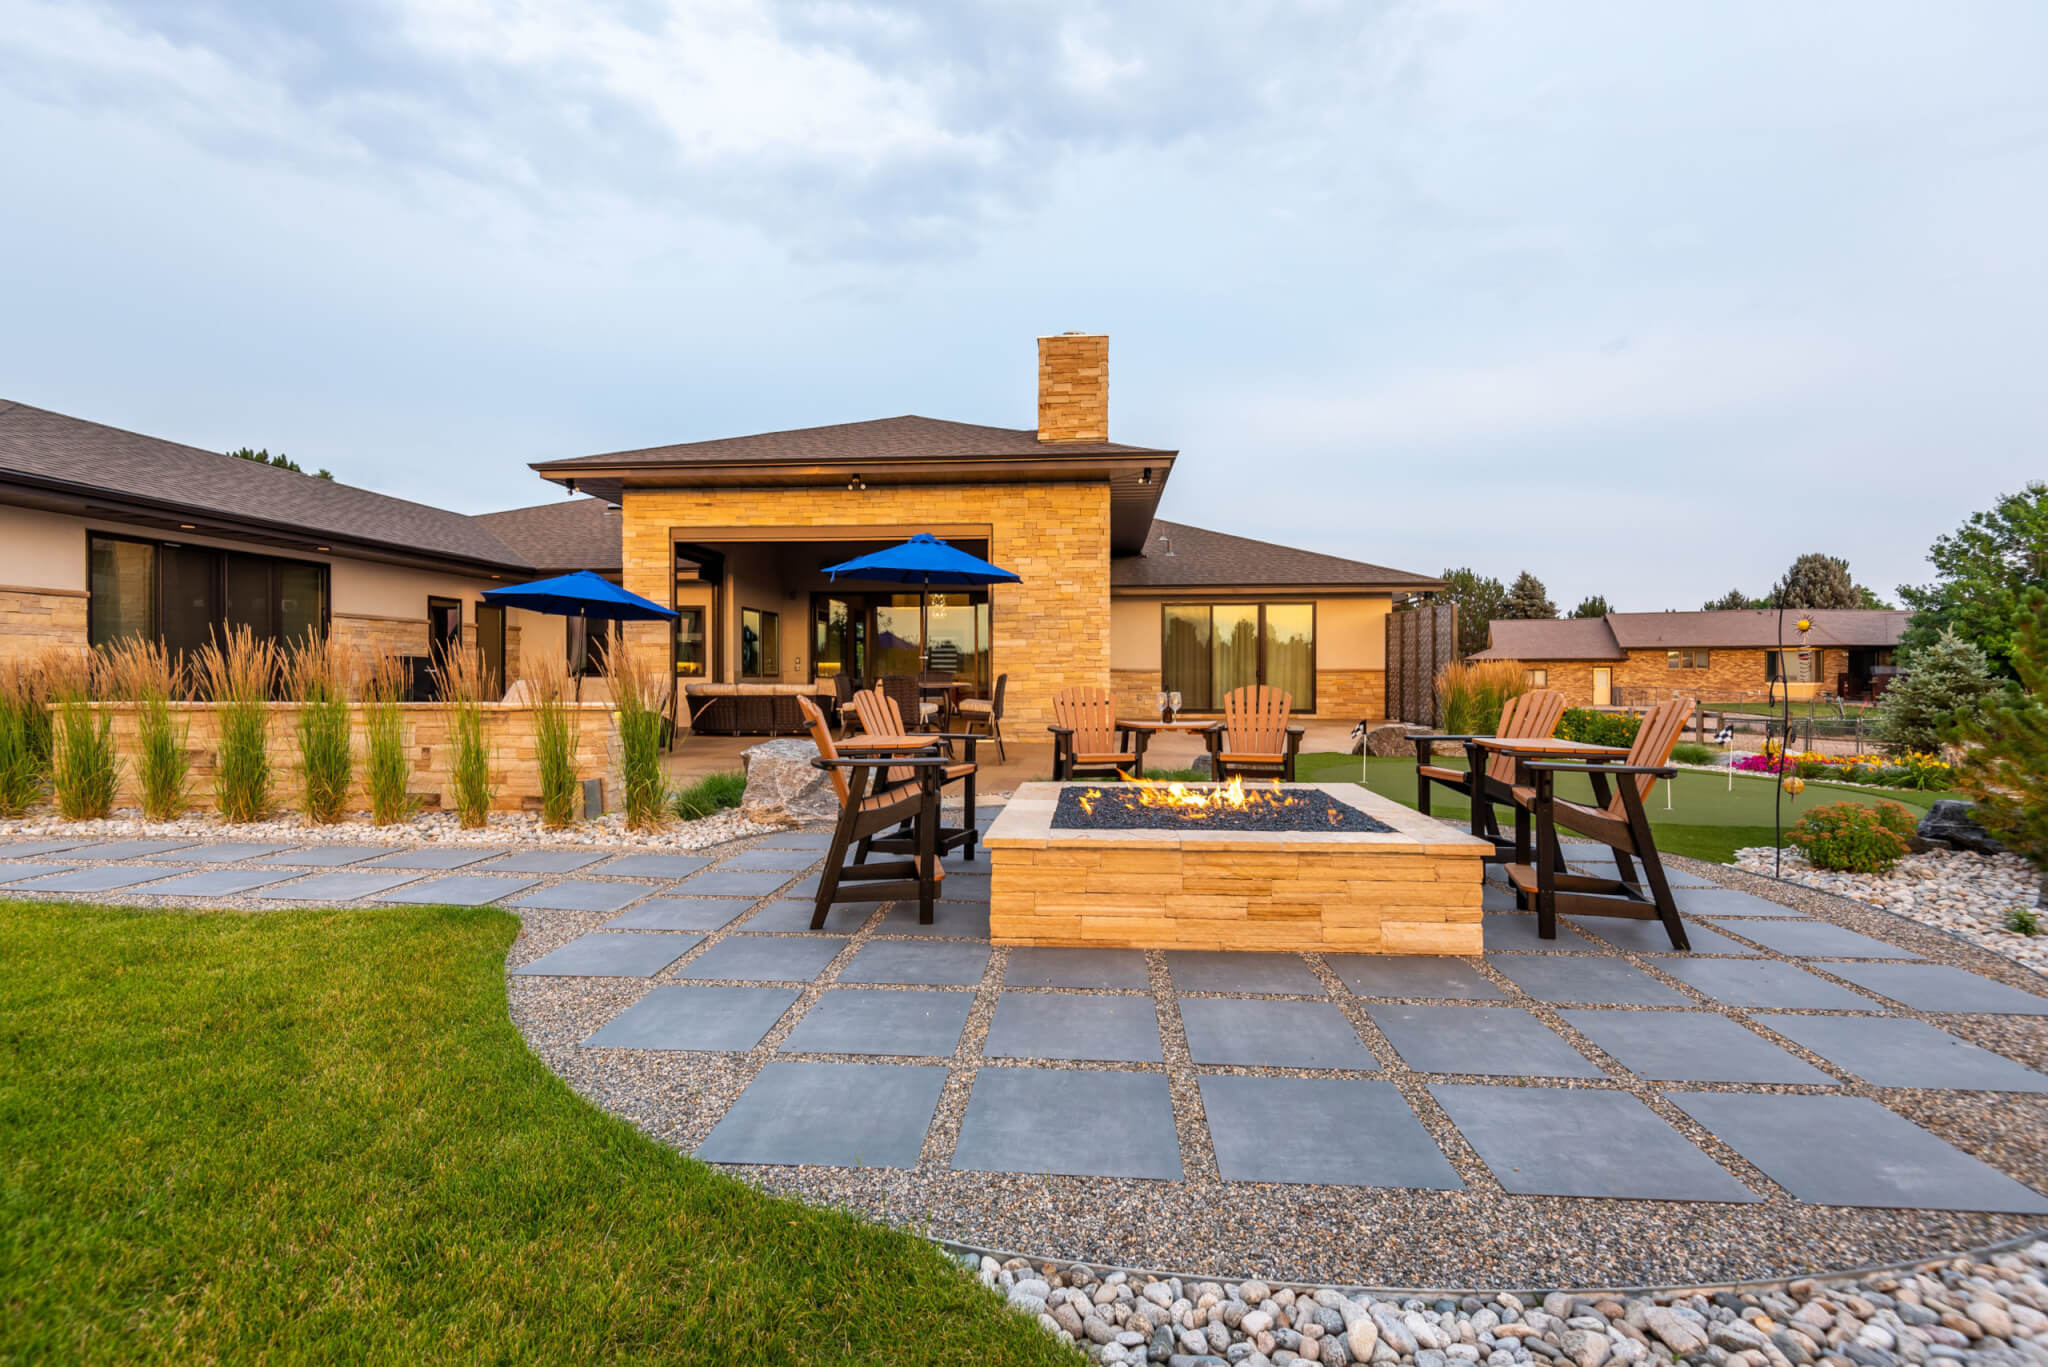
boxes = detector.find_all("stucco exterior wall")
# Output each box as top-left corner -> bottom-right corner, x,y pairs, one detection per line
621,482 -> 1112,732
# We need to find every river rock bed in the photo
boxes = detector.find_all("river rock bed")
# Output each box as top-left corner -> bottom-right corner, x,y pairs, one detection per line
1734,847 -> 2046,974
0,803 -> 779,851
970,1239 -> 2048,1367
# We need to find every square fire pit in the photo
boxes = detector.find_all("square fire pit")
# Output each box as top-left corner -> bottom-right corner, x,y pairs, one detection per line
984,781 -> 1490,954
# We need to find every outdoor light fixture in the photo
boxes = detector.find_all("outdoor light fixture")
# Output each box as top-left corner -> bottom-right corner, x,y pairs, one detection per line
848,474 -> 866,491
1140,467 -> 1152,485
179,523 -> 195,530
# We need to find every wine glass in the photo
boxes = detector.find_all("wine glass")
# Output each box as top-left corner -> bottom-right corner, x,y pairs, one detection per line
1155,691 -> 1169,722
1168,691 -> 1182,723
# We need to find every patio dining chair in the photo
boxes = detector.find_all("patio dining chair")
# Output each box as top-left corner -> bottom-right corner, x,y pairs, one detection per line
953,672 -> 1007,761
849,686 -> 981,861
1412,688 -> 1567,861
1049,685 -> 1147,781
1504,696 -> 1697,950
877,674 -> 940,731
1208,685 -> 1305,783
796,696 -> 948,927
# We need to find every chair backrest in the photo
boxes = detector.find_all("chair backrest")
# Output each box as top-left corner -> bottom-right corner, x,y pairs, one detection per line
1222,685 -> 1292,753
1609,697 -> 1696,810
1051,686 -> 1119,752
830,672 -> 855,704
1486,688 -> 1567,783
987,672 -> 1007,720
796,695 -> 848,807
877,675 -> 921,727
852,686 -> 917,784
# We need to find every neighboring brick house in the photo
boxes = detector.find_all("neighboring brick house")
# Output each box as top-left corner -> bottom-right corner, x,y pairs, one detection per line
1470,610 -> 1911,707
532,334 -> 1439,732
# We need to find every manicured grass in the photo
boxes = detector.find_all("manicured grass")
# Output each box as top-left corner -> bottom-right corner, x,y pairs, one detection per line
1701,699 -> 1877,719
1299,752 -> 1944,865
0,901 -> 1073,1365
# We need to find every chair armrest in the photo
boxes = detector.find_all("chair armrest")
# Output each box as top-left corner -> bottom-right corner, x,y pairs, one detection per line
921,731 -> 988,743
1046,726 -> 1074,736
837,736 -> 945,753
811,754 -> 954,771
1521,761 -> 1678,777
1410,733 -> 1489,743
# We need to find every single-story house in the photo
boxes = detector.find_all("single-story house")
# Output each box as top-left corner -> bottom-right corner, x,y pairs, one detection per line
1470,609 -> 1912,706
530,333 -> 1439,731
0,335 -> 1439,730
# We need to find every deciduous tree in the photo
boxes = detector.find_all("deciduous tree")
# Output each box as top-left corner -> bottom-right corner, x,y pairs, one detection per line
1900,482 -> 2048,678
1438,567 -> 1506,654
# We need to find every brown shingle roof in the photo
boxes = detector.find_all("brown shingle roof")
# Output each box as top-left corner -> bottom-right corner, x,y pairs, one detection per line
538,414 -> 1168,468
0,399 -> 529,572
1112,520 -> 1441,590
1472,609 -> 1912,660
473,496 -> 623,574
1471,618 -> 1625,661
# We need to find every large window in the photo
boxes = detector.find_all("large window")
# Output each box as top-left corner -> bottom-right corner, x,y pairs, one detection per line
87,534 -> 328,653
1160,603 -> 1316,711
1666,649 -> 1711,670
740,608 -> 780,678
1767,649 -> 1816,684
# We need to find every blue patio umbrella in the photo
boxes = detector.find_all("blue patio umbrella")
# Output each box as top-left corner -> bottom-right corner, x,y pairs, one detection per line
824,533 -> 1021,671
483,570 -> 677,701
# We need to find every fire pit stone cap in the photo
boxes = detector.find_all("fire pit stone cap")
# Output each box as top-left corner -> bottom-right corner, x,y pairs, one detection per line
983,781 -> 1493,855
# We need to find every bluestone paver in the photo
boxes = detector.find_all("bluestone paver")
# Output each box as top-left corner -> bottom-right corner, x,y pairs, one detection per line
145,841 -> 291,863
1167,950 -> 1323,996
878,899 -> 992,939
983,993 -> 1162,1063
1369,1004 -> 1605,1079
1491,954 -> 1690,1006
1561,1009 -> 1833,1084
265,872 -> 423,901
1658,958 -> 1883,1011
251,845 -> 394,867
698,1061 -> 948,1169
482,850 -> 612,874
1755,1014 -> 2048,1091
70,839 -> 199,861
1567,917 -> 1760,956
582,984 -> 795,1050
952,1068 -> 1182,1180
365,846 -> 506,871
147,869 -> 300,897
739,898 -> 863,933
1180,999 -> 1376,1069
11,865 -> 193,893
779,988 -> 973,1057
1004,946 -> 1150,989
594,853 -> 714,879
0,862 -> 78,883
674,935 -> 848,983
1330,955 -> 1508,1002
1433,1084 -> 1759,1202
378,875 -> 539,906
1819,963 -> 2048,1015
515,931 -> 703,978
1717,919 -> 1924,960
835,939 -> 991,987
715,848 -> 820,872
510,880 -> 662,913
1201,1077 -> 1461,1188
674,868 -> 790,898
603,897 -> 753,931
1672,885 -> 1809,918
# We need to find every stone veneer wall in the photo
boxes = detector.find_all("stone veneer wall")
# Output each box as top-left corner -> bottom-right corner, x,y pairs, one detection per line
0,588 -> 88,659
1111,667 -> 1386,721
77,702 -> 618,814
1036,333 -> 1109,443
619,482 -> 1112,734
329,614 -> 432,663
990,844 -> 1483,953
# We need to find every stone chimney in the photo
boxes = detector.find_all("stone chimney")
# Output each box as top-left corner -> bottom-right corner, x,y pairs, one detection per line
1036,332 -> 1108,443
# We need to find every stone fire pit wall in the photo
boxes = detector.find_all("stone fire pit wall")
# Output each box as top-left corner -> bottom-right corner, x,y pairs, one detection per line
983,781 -> 1491,953
72,701 -> 620,814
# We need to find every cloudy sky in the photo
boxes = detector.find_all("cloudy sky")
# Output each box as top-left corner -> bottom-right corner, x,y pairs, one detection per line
3,0 -> 2044,610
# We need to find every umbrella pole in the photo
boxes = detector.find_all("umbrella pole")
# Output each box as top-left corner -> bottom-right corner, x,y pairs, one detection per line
919,574 -> 929,673
575,609 -> 586,705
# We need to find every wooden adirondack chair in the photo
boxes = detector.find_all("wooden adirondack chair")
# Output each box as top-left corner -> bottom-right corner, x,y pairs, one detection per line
796,696 -> 947,927
1208,685 -> 1305,782
1412,688 -> 1567,859
1504,697 -> 1697,950
1049,686 -> 1147,781
849,685 -> 981,861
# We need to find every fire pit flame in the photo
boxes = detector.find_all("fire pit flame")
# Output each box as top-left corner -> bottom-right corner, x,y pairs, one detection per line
1058,779 -> 1395,834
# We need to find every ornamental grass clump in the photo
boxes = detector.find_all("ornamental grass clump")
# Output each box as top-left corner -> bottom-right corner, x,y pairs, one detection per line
198,627 -> 279,824
528,657 -> 580,829
671,770 -> 745,821
1435,659 -> 1529,737
364,650 -> 418,827
106,637 -> 190,821
287,636 -> 355,825
50,649 -> 118,821
0,652 -> 52,817
433,646 -> 495,829
609,645 -> 670,831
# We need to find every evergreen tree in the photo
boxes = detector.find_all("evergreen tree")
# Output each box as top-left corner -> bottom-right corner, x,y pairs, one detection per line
229,446 -> 333,480
1438,567 -> 1506,654
1900,482 -> 2048,678
1778,553 -> 1864,610
1703,587 -> 1760,611
1872,628 -> 1995,755
1500,571 -> 1556,620
1955,592 -> 2048,884
1570,595 -> 1610,619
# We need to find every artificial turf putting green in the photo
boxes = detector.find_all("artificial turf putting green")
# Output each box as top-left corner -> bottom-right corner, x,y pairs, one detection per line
1296,753 -> 1944,865
0,900 -> 1074,1365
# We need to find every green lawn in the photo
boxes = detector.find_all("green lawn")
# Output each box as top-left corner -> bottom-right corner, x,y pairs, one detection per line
1299,752 -> 1943,865
0,901 -> 1072,1365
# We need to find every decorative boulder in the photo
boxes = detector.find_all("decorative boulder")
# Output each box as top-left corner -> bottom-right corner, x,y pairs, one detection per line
739,738 -> 838,827
1362,722 -> 1435,758
1915,799 -> 2006,856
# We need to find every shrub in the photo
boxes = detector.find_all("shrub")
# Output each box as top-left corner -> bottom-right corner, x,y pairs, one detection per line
1435,660 -> 1528,737
1669,742 -> 1717,766
198,627 -> 278,824
528,657 -> 580,829
287,637 -> 355,824
1787,800 -> 1918,874
0,654 -> 51,817
2007,905 -> 2041,937
1874,628 -> 1995,755
609,646 -> 670,831
1558,707 -> 1642,748
364,651 -> 418,827
672,770 -> 745,821
49,650 -> 117,821
433,646 -> 494,830
107,638 -> 191,821
1955,590 -> 2048,879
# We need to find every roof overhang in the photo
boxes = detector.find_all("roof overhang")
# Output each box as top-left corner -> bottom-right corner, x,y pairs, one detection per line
532,450 -> 1177,556
1110,583 -> 1430,599
0,475 -> 528,581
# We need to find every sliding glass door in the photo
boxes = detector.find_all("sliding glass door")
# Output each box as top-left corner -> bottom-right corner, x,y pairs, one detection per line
1159,602 -> 1316,712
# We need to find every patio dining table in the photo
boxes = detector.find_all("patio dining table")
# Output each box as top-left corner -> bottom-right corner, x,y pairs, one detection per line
918,680 -> 974,728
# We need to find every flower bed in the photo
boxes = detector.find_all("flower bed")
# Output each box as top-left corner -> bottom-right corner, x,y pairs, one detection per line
1731,748 -> 1951,790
